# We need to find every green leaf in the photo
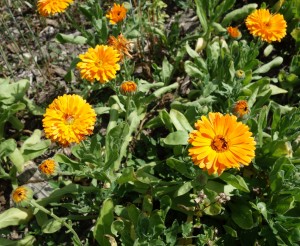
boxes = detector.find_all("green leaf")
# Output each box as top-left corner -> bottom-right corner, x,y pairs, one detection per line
42,218 -> 63,233
169,109 -> 193,132
9,115 -> 24,131
0,79 -> 29,105
161,57 -> 173,85
111,220 -> 124,237
0,235 -> 36,246
253,57 -> 283,74
194,0 -> 208,34
159,109 -> 173,132
126,204 -> 140,228
22,140 -> 51,162
8,148 -> 25,173
20,129 -> 42,153
181,221 -> 193,238
223,225 -> 237,238
204,202 -> 222,215
219,173 -> 250,193
149,210 -> 165,237
166,158 -> 195,179
54,153 -> 79,170
230,202 -> 254,229
38,184 -> 98,206
56,33 -> 87,45
142,194 -> 153,214
0,208 -> 32,229
274,196 -> 295,214
173,181 -> 193,197
117,167 -> 136,184
94,106 -> 110,115
0,139 -> 16,158
163,131 -> 189,145
184,61 -> 204,78
222,4 -> 258,26
256,202 -> 268,221
186,42 -> 200,59
93,198 -> 114,246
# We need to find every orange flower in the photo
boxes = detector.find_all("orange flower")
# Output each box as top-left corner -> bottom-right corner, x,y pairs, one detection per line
232,100 -> 250,119
38,159 -> 59,177
12,186 -> 33,207
245,9 -> 287,42
108,34 -> 132,61
106,3 -> 127,25
188,112 -> 256,175
37,0 -> 74,17
227,26 -> 241,39
120,81 -> 137,95
43,94 -> 97,147
77,45 -> 120,83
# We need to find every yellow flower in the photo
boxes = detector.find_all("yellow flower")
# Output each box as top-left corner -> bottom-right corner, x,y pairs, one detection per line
188,112 -> 256,175
37,0 -> 74,17
12,186 -> 33,207
227,26 -> 241,39
120,81 -> 137,95
235,69 -> 245,79
108,34 -> 132,61
43,94 -> 97,147
245,9 -> 287,42
38,159 -> 59,177
106,3 -> 127,25
77,45 -> 120,83
232,100 -> 250,119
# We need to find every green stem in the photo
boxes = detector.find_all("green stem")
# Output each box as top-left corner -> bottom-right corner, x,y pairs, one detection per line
125,95 -> 131,122
105,104 -> 120,163
30,200 -> 82,246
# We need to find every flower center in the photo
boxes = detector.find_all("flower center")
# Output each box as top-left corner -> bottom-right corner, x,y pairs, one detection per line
64,114 -> 75,125
15,190 -> 26,202
211,135 -> 229,152
95,60 -> 103,67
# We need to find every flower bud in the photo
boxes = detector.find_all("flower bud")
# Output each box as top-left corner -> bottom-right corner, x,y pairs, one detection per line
120,81 -> 137,96
227,26 -> 242,39
232,100 -> 250,119
195,38 -> 207,53
12,186 -> 33,207
38,159 -> 59,178
235,69 -> 245,79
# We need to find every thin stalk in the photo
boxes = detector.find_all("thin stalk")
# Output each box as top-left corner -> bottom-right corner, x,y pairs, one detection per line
125,95 -> 131,122
0,46 -> 13,78
16,0 -> 49,61
105,103 -> 120,163
30,200 -> 82,246
3,1 -> 46,80
65,12 -> 89,41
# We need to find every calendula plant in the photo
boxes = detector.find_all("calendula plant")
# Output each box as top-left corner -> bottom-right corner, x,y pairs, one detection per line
0,0 -> 300,245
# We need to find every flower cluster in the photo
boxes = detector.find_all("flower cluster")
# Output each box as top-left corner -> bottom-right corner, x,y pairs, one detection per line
76,45 -> 120,84
215,193 -> 231,204
188,112 -> 256,175
106,3 -> 127,25
37,0 -> 74,17
43,94 -> 96,147
108,34 -> 132,61
194,190 -> 207,204
245,9 -> 287,43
